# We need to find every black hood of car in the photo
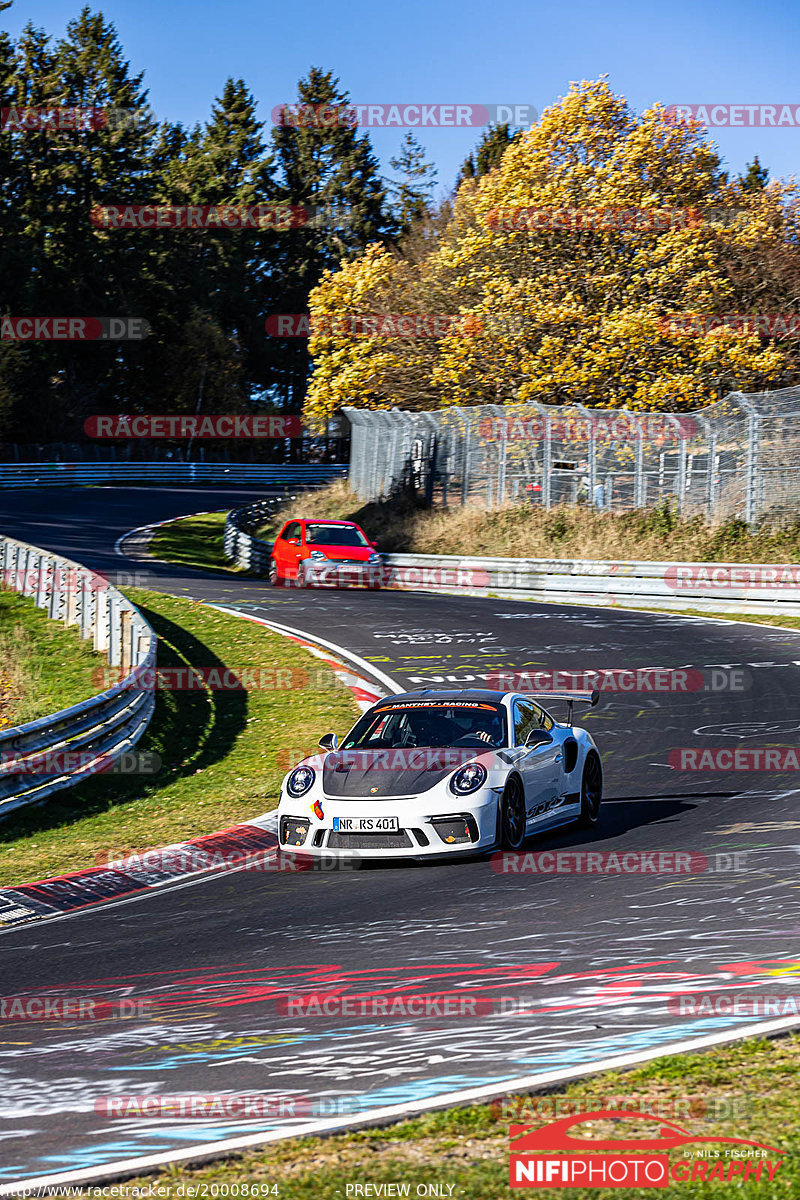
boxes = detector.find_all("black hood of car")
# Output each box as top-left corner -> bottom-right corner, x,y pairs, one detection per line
322,747 -> 490,798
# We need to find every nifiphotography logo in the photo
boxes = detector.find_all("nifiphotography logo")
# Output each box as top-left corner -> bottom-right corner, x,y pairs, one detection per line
508,1109 -> 784,1188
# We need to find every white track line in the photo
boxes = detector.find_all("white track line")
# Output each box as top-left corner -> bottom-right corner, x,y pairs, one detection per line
209,607 -> 404,696
4,1012 -> 800,1193
114,511 -> 228,558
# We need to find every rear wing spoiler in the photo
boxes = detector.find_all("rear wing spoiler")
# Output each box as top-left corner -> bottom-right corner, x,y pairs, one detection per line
529,688 -> 600,724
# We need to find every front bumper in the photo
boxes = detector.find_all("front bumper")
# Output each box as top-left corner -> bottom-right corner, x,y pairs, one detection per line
278,789 -> 499,859
303,560 -> 382,588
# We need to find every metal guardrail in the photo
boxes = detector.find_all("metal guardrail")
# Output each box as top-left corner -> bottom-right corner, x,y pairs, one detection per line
0,463 -> 349,489
376,553 -> 800,617
0,538 -> 157,818
224,502 -> 800,616
224,498 -> 278,573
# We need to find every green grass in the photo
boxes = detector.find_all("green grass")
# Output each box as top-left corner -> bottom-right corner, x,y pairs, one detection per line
0,588 -> 360,886
148,511 -> 242,575
0,588 -> 106,725
112,1033 -> 800,1198
685,610 -> 800,631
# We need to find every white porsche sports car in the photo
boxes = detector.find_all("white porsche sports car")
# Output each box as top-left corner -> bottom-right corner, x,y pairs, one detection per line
277,688 -> 603,860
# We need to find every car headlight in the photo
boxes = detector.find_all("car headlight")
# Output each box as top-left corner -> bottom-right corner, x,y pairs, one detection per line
449,762 -> 487,795
309,550 -> 329,563
286,765 -> 316,797
367,552 -> 381,563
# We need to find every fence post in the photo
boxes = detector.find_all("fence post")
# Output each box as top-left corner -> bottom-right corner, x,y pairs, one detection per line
543,410 -> 552,510
745,411 -> 760,527
65,568 -> 78,627
729,393 -> 760,526
120,609 -> 132,676
450,408 -> 471,505
574,404 -> 596,505
693,413 -> 716,521
80,572 -> 94,639
634,415 -> 645,508
498,420 -> 508,504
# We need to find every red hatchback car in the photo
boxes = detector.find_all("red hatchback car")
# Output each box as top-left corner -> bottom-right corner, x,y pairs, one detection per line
269,518 -> 382,588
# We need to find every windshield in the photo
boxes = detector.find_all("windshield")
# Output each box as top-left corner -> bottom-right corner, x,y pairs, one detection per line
342,700 -> 508,750
306,523 -> 369,547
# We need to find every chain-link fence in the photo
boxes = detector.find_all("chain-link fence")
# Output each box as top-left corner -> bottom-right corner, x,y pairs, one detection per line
343,386 -> 800,525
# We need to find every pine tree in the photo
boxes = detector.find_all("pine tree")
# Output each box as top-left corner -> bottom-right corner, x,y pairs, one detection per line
389,132 -> 437,232
269,67 -> 393,410
0,8 -> 159,438
171,78 -> 276,411
457,123 -> 520,187
739,156 -> 769,191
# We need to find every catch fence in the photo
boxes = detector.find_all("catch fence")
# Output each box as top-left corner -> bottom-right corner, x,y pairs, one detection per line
344,387 -> 800,525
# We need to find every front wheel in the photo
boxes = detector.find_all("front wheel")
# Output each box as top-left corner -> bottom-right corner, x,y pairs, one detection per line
577,753 -> 603,828
499,777 -> 527,850
268,557 -> 279,586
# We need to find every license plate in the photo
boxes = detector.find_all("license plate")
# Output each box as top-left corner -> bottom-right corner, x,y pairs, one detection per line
332,816 -> 399,833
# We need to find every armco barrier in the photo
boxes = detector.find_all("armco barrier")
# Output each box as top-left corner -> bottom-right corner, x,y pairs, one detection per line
0,462 -> 348,489
376,553 -> 800,617
224,497 -> 277,572
0,537 -> 156,817
224,502 -> 800,616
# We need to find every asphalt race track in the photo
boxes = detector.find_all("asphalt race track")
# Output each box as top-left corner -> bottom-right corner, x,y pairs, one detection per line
2,487 -> 800,1185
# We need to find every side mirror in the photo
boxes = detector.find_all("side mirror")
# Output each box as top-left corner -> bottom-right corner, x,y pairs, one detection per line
319,732 -> 339,751
524,728 -> 553,748
370,541 -> 378,549
590,688 -> 600,707
288,538 -> 300,546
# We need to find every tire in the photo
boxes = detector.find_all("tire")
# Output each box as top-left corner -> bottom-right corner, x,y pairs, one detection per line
268,557 -> 279,586
499,776 -> 527,851
577,752 -> 603,828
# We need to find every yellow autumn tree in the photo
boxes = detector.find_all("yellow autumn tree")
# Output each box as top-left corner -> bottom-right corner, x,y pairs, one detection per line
304,79 -> 795,431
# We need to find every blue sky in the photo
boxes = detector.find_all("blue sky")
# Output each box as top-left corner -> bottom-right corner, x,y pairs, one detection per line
3,0 -> 799,195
